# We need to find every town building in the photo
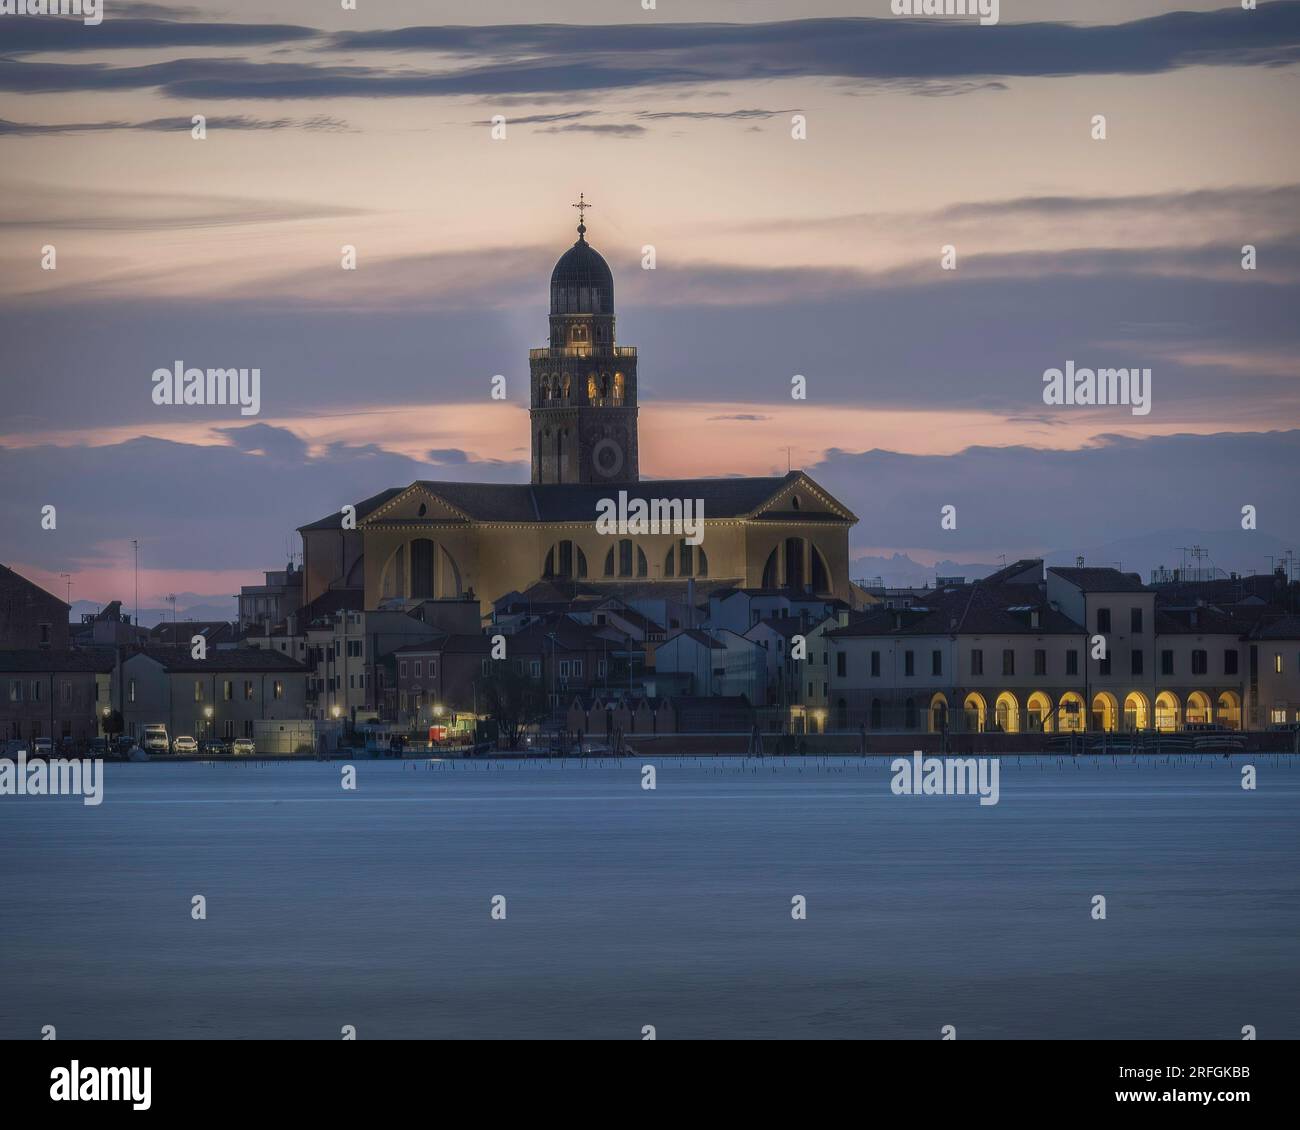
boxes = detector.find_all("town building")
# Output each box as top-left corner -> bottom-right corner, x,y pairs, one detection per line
0,649 -> 115,744
823,560 -> 1295,734
119,648 -> 308,742
0,564 -> 68,650
238,562 -> 303,631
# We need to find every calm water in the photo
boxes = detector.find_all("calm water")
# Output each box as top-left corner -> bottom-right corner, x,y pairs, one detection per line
2,756 -> 1297,1040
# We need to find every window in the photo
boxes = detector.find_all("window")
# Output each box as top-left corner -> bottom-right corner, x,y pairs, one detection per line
244,681 -> 254,700
61,681 -> 72,704
1099,655 -> 1111,676
1224,649 -> 1238,675
904,651 -> 915,677
273,681 -> 284,700
1275,654 -> 1284,674
1271,708 -> 1288,724
1034,649 -> 1046,676
481,659 -> 491,676
836,652 -> 847,678
1097,608 -> 1111,633
531,660 -> 541,678
1191,650 -> 1207,676
40,623 -> 51,645
8,680 -> 21,703
194,681 -> 203,703
399,661 -> 408,678
347,640 -> 362,658
971,649 -> 983,676
870,651 -> 881,677
128,679 -> 135,703
413,661 -> 422,678
559,661 -> 571,678
1131,650 -> 1144,676
1002,649 -> 1015,676
1130,608 -> 1143,633
31,681 -> 40,702
222,720 -> 234,739
1066,650 -> 1078,676
1161,650 -> 1174,676
932,650 -> 942,677
573,660 -> 583,678
223,680 -> 233,701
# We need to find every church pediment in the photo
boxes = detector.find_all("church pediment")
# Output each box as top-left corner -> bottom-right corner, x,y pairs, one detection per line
749,474 -> 857,522
362,484 -> 473,525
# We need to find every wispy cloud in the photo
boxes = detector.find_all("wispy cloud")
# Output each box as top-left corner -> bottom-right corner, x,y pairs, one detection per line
3,8 -> 1297,99
0,115 -> 348,136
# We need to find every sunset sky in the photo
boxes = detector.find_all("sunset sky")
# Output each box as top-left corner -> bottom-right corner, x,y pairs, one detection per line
1,1 -> 1298,611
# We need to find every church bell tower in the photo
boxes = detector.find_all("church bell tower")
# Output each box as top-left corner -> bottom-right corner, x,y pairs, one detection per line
530,194 -> 639,484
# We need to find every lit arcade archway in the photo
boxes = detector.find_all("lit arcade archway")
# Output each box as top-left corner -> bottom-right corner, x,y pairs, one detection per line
994,692 -> 1019,734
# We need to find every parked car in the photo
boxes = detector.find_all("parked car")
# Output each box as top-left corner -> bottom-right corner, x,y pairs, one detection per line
231,737 -> 256,756
142,725 -> 170,755
199,738 -> 229,757
172,735 -> 198,755
32,737 -> 52,756
86,737 -> 109,756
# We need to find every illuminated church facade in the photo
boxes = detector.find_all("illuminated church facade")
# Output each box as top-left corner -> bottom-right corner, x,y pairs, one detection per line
299,204 -> 858,614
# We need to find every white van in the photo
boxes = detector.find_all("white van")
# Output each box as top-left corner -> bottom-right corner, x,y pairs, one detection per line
142,725 -> 170,755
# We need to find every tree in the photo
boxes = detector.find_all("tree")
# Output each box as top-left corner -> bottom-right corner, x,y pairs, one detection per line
474,664 -> 549,751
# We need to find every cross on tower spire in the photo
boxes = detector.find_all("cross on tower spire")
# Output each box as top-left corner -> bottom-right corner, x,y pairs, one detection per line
571,192 -> 591,239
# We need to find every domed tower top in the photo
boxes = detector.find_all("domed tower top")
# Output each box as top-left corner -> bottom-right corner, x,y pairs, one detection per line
550,193 -> 613,315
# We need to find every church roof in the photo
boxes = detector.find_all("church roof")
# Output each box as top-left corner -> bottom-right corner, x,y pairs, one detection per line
300,472 -> 857,529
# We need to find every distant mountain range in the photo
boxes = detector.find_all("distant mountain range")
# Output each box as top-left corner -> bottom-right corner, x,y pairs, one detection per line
852,528 -> 1298,589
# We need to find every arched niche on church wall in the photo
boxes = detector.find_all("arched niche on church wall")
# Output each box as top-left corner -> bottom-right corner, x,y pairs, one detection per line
378,537 -> 463,600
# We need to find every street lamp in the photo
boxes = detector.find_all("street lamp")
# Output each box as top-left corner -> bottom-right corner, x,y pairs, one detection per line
203,705 -> 213,738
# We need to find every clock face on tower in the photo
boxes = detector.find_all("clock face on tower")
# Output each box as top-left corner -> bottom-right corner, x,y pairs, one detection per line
591,437 -> 624,478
